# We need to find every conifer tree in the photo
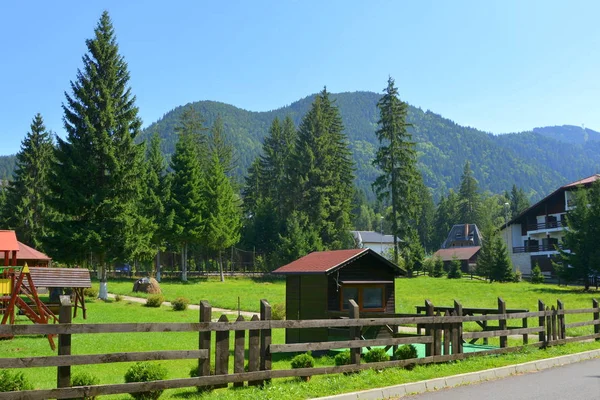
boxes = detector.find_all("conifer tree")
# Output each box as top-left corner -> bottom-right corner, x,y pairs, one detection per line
509,184 -> 530,219
203,152 -> 241,282
490,236 -> 514,282
49,12 -> 151,299
372,77 -> 420,263
291,88 -> 354,250
447,256 -> 463,279
209,115 -> 234,176
476,228 -> 495,281
277,211 -> 323,264
3,113 -> 54,249
169,106 -> 207,281
457,161 -> 480,225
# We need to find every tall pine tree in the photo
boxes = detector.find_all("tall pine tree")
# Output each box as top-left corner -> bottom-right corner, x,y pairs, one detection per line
372,77 -> 420,263
3,113 -> 54,250
457,161 -> 480,226
49,12 -> 151,299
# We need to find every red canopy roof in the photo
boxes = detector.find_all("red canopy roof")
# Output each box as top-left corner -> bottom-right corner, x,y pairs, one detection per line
0,230 -> 19,252
433,246 -> 481,262
273,248 -> 369,274
18,241 -> 51,261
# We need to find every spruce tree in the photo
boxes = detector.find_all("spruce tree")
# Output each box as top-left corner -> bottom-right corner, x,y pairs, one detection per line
372,77 -> 420,263
490,236 -> 514,282
203,152 -> 241,282
3,113 -> 54,249
448,255 -> 463,279
457,161 -> 480,225
169,106 -> 206,281
49,12 -> 150,299
510,184 -> 530,219
209,115 -> 234,176
476,229 -> 495,281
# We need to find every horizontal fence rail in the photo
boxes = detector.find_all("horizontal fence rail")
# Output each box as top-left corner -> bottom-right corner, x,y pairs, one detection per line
0,297 -> 598,400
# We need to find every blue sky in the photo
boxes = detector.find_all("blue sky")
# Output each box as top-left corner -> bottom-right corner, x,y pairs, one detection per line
1,0 -> 599,155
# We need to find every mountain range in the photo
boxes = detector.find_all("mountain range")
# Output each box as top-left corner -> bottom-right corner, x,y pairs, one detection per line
2,91 -> 600,202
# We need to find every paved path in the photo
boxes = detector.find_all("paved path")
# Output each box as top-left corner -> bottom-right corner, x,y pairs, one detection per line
107,293 -> 256,318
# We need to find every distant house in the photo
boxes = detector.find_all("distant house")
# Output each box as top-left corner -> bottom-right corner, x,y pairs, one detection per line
351,230 -> 397,256
500,174 -> 599,278
433,224 -> 482,272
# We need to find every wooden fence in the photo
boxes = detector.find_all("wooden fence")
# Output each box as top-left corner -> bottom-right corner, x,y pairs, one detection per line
0,297 -> 598,400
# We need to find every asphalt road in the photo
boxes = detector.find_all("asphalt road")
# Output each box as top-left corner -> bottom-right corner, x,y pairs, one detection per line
405,357 -> 600,400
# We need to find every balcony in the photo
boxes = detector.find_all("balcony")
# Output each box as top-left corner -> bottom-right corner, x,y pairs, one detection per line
526,220 -> 566,232
512,244 -> 563,254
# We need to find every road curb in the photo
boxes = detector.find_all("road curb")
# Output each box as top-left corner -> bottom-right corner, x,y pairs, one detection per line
316,348 -> 600,399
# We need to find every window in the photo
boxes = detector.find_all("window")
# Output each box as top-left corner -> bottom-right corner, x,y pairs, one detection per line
340,284 -> 385,312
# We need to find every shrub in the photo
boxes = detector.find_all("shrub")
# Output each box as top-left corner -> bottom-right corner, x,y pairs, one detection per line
171,297 -> 189,311
71,372 -> 100,400
432,256 -> 445,278
290,352 -> 315,369
84,287 -> 98,298
124,362 -> 168,400
531,263 -> 545,284
513,268 -> 522,283
0,370 -> 33,392
145,294 -> 165,308
363,348 -> 390,363
114,294 -> 123,302
447,257 -> 463,279
334,351 -> 351,366
271,303 -> 286,320
393,344 -> 418,361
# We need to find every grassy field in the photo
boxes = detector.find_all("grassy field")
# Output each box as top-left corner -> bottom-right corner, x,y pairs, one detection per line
1,276 -> 599,399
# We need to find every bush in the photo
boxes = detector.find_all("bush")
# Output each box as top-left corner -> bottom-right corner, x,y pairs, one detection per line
84,287 -> 98,298
447,257 -> 462,279
271,303 -> 286,320
290,352 -> 315,369
513,268 -> 522,283
0,370 -> 33,391
71,372 -> 100,400
124,362 -> 168,400
334,351 -> 351,366
114,294 -> 123,302
531,263 -> 545,284
171,297 -> 189,311
145,294 -> 165,308
432,256 -> 445,278
393,344 -> 418,361
363,348 -> 390,363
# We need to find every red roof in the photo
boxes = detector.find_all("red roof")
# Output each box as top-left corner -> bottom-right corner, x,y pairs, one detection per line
273,249 -> 369,274
433,246 -> 481,262
563,174 -> 600,188
17,241 -> 51,261
0,230 -> 19,252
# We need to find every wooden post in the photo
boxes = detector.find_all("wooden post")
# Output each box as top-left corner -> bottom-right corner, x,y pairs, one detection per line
538,300 -> 546,344
199,301 -> 212,379
234,315 -> 245,388
522,317 -> 528,345
425,300 -> 434,357
557,300 -> 566,340
215,314 -> 230,388
349,299 -> 361,365
551,306 -> 558,341
546,306 -> 552,345
443,311 -> 450,356
454,300 -> 463,354
248,315 -> 261,386
57,296 -> 72,389
593,299 -> 599,341
434,312 -> 442,356
260,299 -> 272,385
498,297 -> 507,348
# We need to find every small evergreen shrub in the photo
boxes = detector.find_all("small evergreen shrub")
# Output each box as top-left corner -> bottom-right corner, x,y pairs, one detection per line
513,268 -> 522,283
114,294 -> 123,302
531,263 -> 545,284
84,287 -> 99,298
432,256 -> 445,277
145,294 -> 164,308
271,303 -> 286,320
393,344 -> 418,361
290,352 -> 315,369
124,362 -> 168,400
71,372 -> 100,400
334,351 -> 351,366
171,297 -> 189,311
0,370 -> 33,391
363,348 -> 390,363
447,257 -> 463,279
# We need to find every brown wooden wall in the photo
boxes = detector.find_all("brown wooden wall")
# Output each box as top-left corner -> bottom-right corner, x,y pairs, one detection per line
285,274 -> 329,343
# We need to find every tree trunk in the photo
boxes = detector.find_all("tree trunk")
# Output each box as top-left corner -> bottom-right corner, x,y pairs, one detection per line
219,251 -> 225,282
181,243 -> 188,282
155,248 -> 161,282
98,264 -> 108,300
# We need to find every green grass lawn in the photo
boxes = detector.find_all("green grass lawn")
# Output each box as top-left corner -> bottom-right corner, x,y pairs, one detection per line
1,276 -> 599,399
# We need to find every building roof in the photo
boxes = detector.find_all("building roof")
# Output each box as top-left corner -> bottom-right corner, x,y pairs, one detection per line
351,231 -> 395,245
0,230 -> 19,252
433,246 -> 481,262
273,248 -> 404,275
441,224 -> 482,248
563,174 -> 600,188
18,241 -> 51,261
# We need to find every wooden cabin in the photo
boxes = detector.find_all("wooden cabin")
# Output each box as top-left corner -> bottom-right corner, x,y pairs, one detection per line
273,248 -> 405,343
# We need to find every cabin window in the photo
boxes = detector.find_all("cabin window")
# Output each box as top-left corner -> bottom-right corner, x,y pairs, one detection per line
341,284 -> 385,312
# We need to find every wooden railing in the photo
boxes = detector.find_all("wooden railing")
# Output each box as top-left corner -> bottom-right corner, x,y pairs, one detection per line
526,220 -> 566,232
512,243 -> 563,253
0,297 -> 598,400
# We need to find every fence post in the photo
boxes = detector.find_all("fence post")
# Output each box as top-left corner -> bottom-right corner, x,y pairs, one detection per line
593,299 -> 599,341
199,301 -> 212,379
215,314 -> 229,388
248,314 -> 261,386
434,312 -> 442,356
425,300 -> 434,357
557,300 -> 566,340
442,310 -> 450,356
260,299 -> 272,385
234,315 -> 246,388
454,300 -> 463,354
538,300 -> 546,344
546,306 -> 552,345
57,295 -> 72,389
498,297 -> 507,348
349,299 -> 361,365
551,306 -> 558,341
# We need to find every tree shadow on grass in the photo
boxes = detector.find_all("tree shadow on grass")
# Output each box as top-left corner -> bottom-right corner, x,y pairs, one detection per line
528,286 -> 597,295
